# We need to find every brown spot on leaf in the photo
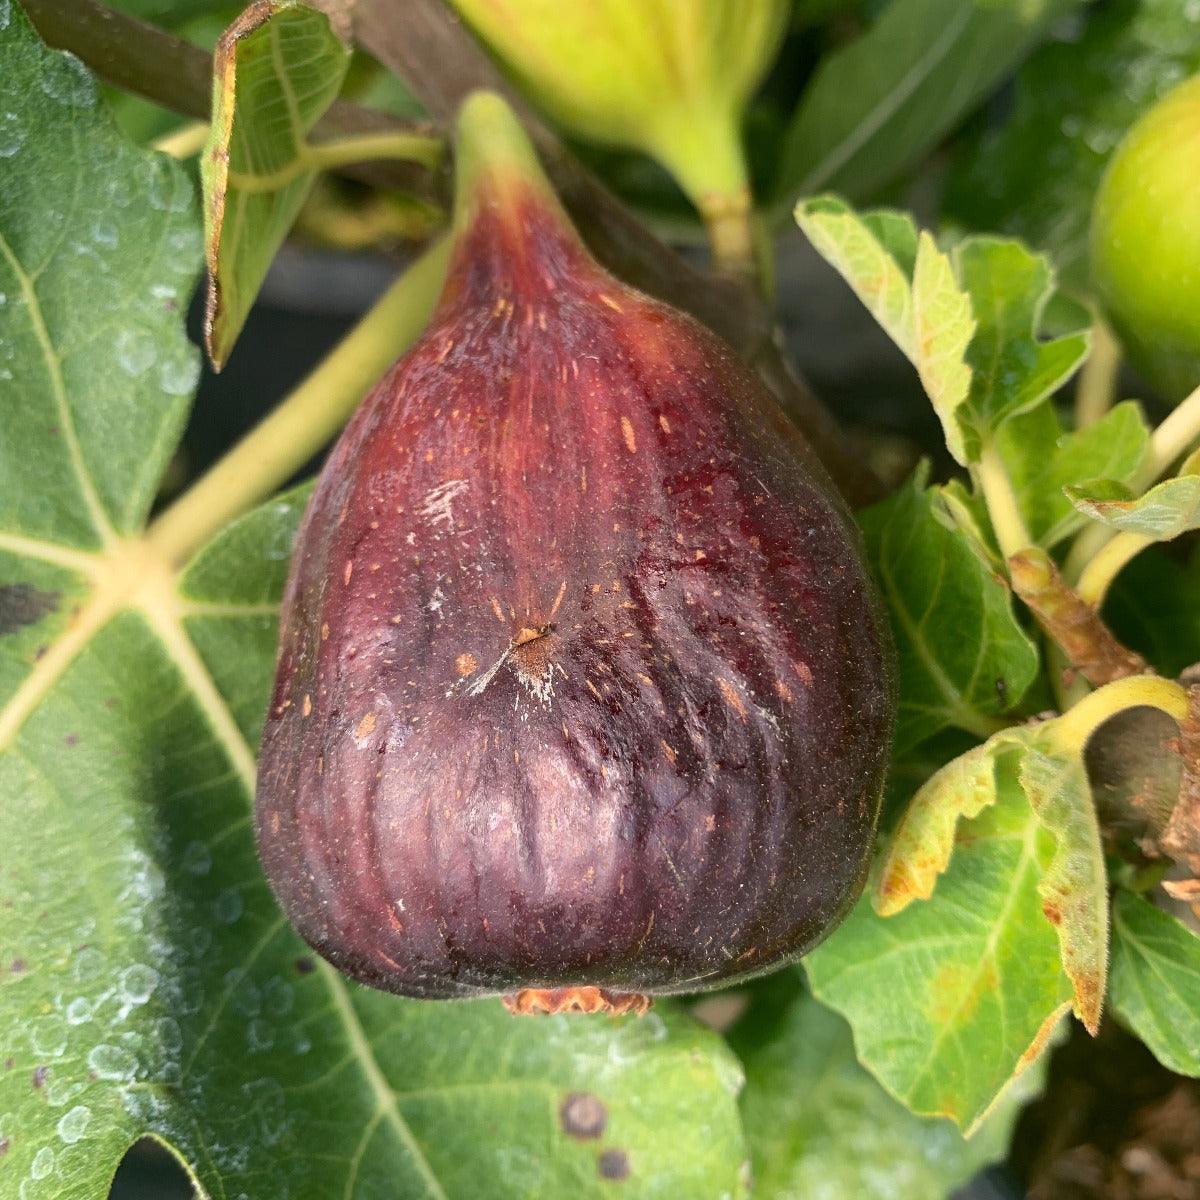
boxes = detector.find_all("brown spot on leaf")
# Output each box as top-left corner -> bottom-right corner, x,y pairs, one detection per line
0,1136 -> 8,1155
926,962 -> 998,1026
32,1066 -> 47,1090
559,1092 -> 607,1140
598,1149 -> 630,1181
0,584 -> 59,635
294,956 -> 316,974
10,959 -> 25,974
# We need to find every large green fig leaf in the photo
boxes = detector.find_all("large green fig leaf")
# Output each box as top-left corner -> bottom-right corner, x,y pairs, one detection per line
1109,890 -> 1200,1077
796,199 -> 1089,468
731,978 -> 1045,1200
773,0 -> 1083,212
0,9 -> 749,1198
859,469 -> 1038,757
806,766 -> 1073,1133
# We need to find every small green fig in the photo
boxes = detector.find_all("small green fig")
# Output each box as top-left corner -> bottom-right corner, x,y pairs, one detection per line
1090,73 -> 1200,402
446,0 -> 789,272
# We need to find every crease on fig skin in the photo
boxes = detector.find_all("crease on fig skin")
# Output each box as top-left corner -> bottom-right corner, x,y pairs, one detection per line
254,92 -> 895,1011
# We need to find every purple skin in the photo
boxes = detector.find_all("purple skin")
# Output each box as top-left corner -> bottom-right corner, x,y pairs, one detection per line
255,174 -> 894,1003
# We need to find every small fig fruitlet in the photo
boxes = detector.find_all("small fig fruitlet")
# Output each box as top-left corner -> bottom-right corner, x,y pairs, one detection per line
256,92 -> 894,1014
1091,73 -> 1200,401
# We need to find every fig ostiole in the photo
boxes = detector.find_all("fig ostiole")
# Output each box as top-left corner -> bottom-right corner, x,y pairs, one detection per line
255,91 -> 895,1016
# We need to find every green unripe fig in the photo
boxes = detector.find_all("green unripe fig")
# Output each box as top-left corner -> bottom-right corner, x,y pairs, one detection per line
1090,73 -> 1200,402
446,0 -> 789,272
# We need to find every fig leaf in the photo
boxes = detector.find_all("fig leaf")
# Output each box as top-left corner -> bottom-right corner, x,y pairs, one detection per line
806,770 -> 1074,1134
798,200 -> 1089,467
1109,889 -> 1200,1078
0,11 -> 748,1198
1067,448 -> 1200,541
859,470 -> 1038,757
731,978 -> 1047,1199
997,400 -> 1150,549
202,1 -> 351,368
773,0 -> 1083,211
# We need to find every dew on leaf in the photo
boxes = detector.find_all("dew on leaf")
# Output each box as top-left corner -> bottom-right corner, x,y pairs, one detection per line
159,350 -> 199,397
190,926 -> 213,958
155,1017 -> 182,1053
86,1043 -> 138,1082
39,53 -> 95,107
30,1017 -> 67,1058
147,158 -> 189,213
0,112 -> 24,158
55,1106 -> 90,1145
262,976 -> 294,1016
65,998 -> 92,1026
247,1018 -> 275,1053
227,971 -> 261,1018
91,221 -> 118,249
167,226 -> 202,257
242,1078 -> 287,1145
45,1079 -> 83,1108
114,328 -> 156,376
120,963 -> 159,1005
0,0 -> 10,31
30,1146 -> 54,1179
72,947 -> 103,982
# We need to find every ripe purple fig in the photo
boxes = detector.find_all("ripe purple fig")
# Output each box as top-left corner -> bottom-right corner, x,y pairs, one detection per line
256,92 -> 894,1014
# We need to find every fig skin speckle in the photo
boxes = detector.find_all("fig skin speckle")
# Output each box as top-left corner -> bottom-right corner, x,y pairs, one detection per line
255,133 -> 894,1003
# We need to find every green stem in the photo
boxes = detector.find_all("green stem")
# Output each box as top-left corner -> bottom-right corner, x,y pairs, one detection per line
153,121 -> 209,159
1049,674 -> 1188,756
975,441 -> 1033,561
1066,377 -> 1200,585
652,107 -> 757,282
1074,317 -> 1121,428
1136,379 -> 1200,489
146,237 -> 451,567
228,131 -> 445,195
1075,529 -> 1154,608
